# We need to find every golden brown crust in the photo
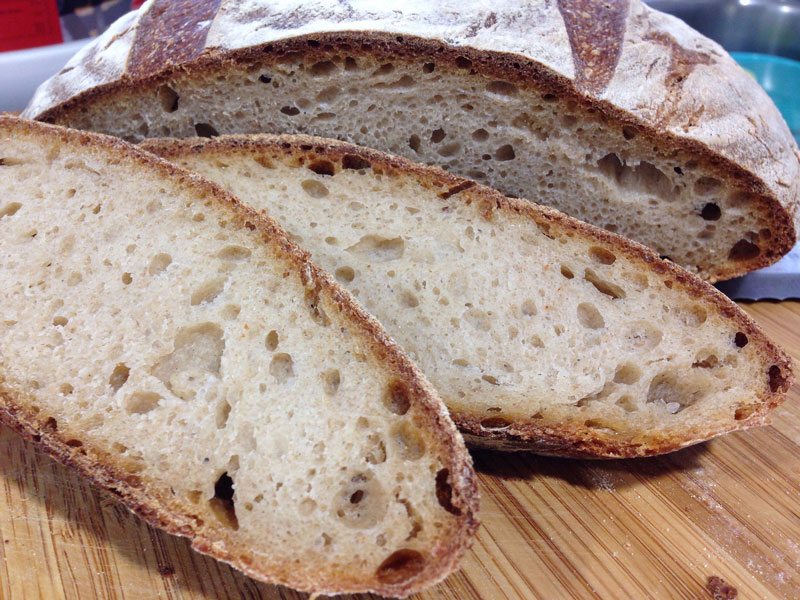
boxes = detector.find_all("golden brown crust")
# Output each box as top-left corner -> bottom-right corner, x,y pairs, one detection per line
36,30 -> 797,281
0,116 -> 479,597
141,131 -> 795,458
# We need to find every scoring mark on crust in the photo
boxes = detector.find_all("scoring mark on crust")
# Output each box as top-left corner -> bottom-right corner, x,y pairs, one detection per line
128,0 -> 224,78
557,0 -> 630,95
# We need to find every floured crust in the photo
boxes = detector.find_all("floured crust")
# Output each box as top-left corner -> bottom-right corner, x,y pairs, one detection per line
141,132 -> 795,458
21,0 -> 800,281
0,116 -> 479,597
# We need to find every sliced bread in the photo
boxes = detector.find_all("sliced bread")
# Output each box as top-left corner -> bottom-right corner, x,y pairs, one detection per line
22,0 -> 800,282
141,133 -> 794,458
0,116 -> 478,598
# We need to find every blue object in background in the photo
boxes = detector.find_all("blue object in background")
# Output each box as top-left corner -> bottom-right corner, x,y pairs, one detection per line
732,52 -> 800,146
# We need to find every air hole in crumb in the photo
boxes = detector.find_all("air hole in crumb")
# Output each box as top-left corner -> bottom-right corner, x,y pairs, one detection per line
221,304 -> 240,320
481,375 -> 499,385
585,269 -> 626,299
728,239 -> 760,261
258,74 -> 271,83
383,380 -> 411,415
44,417 -> 58,431
216,399 -> 231,429
346,235 -> 405,262
613,363 -> 642,384
265,330 -> 279,351
151,323 -> 224,400
304,289 -> 330,326
122,273 -> 133,285
481,417 -> 511,429
430,128 -> 445,143
125,392 -> 162,415
734,405 -> 756,421
365,434 -> 387,464
217,246 -> 251,261
191,278 -> 225,305
622,125 -> 637,139
301,179 -> 329,198
399,291 -> 419,308
701,203 -> 721,221
158,85 -> 179,112
561,265 -> 574,279
335,266 -> 355,283
109,363 -> 130,392
308,160 -> 335,176
391,422 -> 425,460
616,396 -> 637,412
323,369 -> 340,395
768,365 -> 788,393
423,62 -> 435,73
577,302 -> 604,329
588,246 -> 616,265
334,472 -> 386,528
583,419 -> 619,433
194,123 -> 218,137
437,142 -> 461,157
455,56 -> 472,69
521,299 -> 537,316
60,383 -> 73,395
53,316 -> 68,327
342,154 -> 371,170
469,129 -> 489,143
66,439 -> 83,448
679,305 -> 707,327
486,81 -> 518,96
435,468 -> 461,514
280,105 -> 300,116
148,253 -> 172,276
310,60 -> 336,76
270,354 -> 294,383
734,332 -> 748,348
376,549 -> 426,584
373,62 -> 395,75
209,472 -> 238,530
0,202 -> 22,218
494,144 -> 515,161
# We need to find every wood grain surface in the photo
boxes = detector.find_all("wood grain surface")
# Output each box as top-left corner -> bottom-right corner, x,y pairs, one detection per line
1,301 -> 798,600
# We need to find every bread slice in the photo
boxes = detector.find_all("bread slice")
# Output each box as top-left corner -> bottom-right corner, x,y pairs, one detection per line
0,116 -> 478,598
140,133 -> 794,458
22,0 -> 800,282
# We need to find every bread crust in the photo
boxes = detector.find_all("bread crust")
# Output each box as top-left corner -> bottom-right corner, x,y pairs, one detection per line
21,0 -> 800,281
141,132 -> 795,458
0,116 -> 479,597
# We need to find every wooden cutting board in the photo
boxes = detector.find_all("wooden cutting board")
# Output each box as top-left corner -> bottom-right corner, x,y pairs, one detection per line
1,302 -> 798,600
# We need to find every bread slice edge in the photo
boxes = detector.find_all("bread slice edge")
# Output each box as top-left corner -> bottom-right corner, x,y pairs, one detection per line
141,132 -> 796,458
0,116 -> 480,597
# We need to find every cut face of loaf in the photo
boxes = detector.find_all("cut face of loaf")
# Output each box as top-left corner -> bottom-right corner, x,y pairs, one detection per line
142,134 -> 794,458
22,1 -> 800,282
0,117 -> 478,598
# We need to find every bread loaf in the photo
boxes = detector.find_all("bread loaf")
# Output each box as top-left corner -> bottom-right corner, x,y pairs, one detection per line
0,117 -> 478,597
141,133 -> 794,457
22,0 -> 800,282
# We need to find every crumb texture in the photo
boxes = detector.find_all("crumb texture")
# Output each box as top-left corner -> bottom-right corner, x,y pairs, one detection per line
149,135 -> 792,456
0,120 -> 475,596
45,40 -> 796,281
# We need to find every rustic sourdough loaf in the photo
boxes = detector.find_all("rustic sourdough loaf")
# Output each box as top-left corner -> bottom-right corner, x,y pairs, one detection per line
141,133 -> 793,457
22,0 -> 800,282
0,117 -> 478,597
